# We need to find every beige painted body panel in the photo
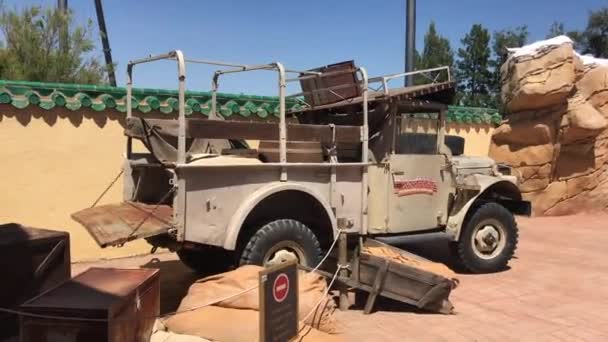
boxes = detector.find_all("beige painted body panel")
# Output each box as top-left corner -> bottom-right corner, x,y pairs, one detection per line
387,154 -> 454,232
367,165 -> 390,234
177,163 -> 363,249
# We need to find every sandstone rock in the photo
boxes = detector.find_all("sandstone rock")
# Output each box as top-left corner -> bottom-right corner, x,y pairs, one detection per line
489,142 -> 554,167
520,177 -> 550,193
544,179 -> 608,216
566,170 -> 601,198
517,164 -> 552,181
492,119 -> 556,146
554,143 -> 596,180
577,64 -> 608,116
495,38 -> 608,216
561,91 -> 607,143
502,41 -> 579,113
523,181 -> 567,215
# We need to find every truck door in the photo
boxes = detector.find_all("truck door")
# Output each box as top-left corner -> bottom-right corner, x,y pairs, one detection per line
387,120 -> 453,233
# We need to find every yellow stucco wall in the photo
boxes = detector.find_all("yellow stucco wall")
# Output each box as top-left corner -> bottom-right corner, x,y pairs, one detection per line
0,108 -> 152,261
0,110 -> 494,262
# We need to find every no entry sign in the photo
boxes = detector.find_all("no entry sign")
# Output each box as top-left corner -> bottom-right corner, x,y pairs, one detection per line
259,261 -> 298,342
273,273 -> 289,303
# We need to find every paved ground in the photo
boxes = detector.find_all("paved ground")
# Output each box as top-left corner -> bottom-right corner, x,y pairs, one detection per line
72,213 -> 608,341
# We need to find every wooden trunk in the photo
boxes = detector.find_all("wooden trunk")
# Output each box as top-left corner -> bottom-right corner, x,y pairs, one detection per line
0,223 -> 70,338
20,268 -> 160,342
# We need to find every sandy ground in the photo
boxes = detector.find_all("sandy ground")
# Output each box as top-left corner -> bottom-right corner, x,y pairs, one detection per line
20,213 -> 608,341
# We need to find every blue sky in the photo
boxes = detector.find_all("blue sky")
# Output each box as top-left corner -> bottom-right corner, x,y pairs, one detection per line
5,0 -> 607,94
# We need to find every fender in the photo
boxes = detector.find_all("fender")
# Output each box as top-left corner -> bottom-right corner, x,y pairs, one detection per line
222,182 -> 338,250
446,174 -> 528,241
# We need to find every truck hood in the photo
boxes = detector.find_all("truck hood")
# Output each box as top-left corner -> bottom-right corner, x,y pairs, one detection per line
451,156 -> 495,170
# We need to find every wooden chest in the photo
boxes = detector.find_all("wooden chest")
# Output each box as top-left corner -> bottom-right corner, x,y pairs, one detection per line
300,60 -> 361,106
20,268 -> 160,342
0,223 -> 70,337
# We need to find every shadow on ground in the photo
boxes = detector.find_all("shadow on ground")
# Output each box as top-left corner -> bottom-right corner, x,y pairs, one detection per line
377,233 -> 460,270
140,258 -> 199,314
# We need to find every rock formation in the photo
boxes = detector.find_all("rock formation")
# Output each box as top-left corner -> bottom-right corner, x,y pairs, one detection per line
490,36 -> 608,215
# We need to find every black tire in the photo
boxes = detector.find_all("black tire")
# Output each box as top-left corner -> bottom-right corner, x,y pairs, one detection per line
177,246 -> 233,275
239,219 -> 322,268
454,202 -> 518,273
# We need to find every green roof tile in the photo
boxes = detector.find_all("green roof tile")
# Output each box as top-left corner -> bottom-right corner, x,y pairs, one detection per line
0,79 -> 503,125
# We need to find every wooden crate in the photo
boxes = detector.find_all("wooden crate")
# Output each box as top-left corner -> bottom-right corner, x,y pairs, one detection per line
300,60 -> 360,107
354,239 -> 455,314
0,223 -> 70,338
20,268 -> 160,342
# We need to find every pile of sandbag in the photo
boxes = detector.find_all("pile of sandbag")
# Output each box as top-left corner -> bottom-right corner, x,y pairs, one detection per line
163,266 -> 343,342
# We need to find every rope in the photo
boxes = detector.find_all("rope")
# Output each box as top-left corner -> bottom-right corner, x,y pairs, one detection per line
90,169 -> 124,207
300,266 -> 342,324
1,230 -> 347,323
125,187 -> 176,241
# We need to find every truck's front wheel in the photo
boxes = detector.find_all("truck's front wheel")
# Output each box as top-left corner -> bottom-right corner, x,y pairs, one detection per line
454,202 -> 518,273
239,219 -> 322,268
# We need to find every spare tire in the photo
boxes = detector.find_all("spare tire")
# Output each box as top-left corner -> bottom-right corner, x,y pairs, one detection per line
396,133 -> 465,156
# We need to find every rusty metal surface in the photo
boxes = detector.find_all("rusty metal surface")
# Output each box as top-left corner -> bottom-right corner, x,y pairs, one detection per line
71,201 -> 172,248
20,267 -> 160,342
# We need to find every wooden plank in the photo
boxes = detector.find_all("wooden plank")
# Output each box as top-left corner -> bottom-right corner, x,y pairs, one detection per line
126,117 -> 362,143
363,259 -> 390,315
187,119 -> 362,143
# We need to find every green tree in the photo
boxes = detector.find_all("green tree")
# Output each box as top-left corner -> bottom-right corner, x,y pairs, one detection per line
0,4 -> 106,84
456,24 -> 492,107
581,7 -> 608,57
545,21 -> 584,51
414,22 -> 453,85
490,26 -> 528,107
546,22 -> 566,38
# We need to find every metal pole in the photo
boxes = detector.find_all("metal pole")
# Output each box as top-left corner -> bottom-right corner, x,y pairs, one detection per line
405,0 -> 416,86
338,230 -> 348,311
57,0 -> 68,55
94,0 -> 117,86
276,62 -> 288,182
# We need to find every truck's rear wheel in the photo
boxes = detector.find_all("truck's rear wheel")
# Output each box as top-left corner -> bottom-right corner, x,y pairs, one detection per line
177,246 -> 232,275
239,219 -> 322,268
454,202 -> 518,273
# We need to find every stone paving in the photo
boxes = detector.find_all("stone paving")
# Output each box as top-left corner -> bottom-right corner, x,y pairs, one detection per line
71,213 -> 608,341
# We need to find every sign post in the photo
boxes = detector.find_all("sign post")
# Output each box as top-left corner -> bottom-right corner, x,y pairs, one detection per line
259,261 -> 298,342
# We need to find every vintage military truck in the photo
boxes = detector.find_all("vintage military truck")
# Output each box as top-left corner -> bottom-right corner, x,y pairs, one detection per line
73,51 -> 530,274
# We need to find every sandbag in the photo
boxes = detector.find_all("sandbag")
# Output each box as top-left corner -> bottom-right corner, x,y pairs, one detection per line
502,36 -> 582,113
151,320 -> 211,342
164,306 -> 343,342
174,265 -> 338,334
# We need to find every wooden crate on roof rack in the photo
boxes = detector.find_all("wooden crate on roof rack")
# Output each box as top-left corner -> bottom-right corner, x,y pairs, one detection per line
299,60 -> 361,106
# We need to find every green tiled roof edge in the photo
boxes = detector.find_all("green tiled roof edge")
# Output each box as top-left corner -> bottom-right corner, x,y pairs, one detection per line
447,105 -> 502,125
0,80 -> 503,124
0,79 -> 296,118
